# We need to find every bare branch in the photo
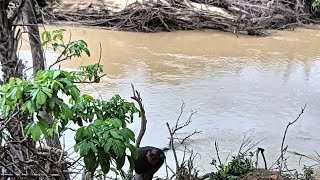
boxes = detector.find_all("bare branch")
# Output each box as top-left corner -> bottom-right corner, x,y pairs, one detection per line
166,122 -> 180,175
215,141 -> 222,166
180,129 -> 202,144
279,104 -> 307,174
0,161 -> 19,178
131,84 -> 147,148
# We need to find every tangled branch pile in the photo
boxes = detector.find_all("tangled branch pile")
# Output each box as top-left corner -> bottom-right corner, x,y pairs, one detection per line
0,109 -> 70,179
46,0 -> 319,36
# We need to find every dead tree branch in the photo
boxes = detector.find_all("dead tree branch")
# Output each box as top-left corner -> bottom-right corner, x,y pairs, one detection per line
255,147 -> 267,170
166,102 -> 200,149
166,122 -> 180,176
279,104 -> 307,174
131,84 -> 147,148
215,141 -> 222,166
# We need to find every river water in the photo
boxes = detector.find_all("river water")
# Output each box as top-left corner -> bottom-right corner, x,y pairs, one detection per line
27,26 -> 320,176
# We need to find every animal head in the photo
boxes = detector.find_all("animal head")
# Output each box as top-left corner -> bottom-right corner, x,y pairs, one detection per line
146,149 -> 165,166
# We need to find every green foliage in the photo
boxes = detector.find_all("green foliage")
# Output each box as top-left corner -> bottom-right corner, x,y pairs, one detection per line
72,94 -> 139,174
0,28 -> 140,177
210,153 -> 253,180
0,70 -> 82,140
41,29 -> 90,59
313,0 -> 320,7
74,118 -> 138,174
302,165 -> 315,180
79,63 -> 104,82
41,29 -> 104,83
0,69 -> 139,175
71,94 -> 138,126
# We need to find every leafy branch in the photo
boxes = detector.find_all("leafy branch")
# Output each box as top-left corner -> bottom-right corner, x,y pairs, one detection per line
41,29 -> 91,69
0,69 -> 140,176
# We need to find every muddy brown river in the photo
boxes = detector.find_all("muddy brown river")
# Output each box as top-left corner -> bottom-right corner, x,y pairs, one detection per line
23,26 -> 320,176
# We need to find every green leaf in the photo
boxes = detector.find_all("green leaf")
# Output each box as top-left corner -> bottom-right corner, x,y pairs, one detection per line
102,131 -> 110,140
42,87 -> 53,98
112,140 -> 125,157
8,87 -> 17,100
48,98 -> 55,110
88,141 -> 98,154
123,128 -> 135,142
127,155 -> 135,171
25,123 -> 32,136
25,123 -> 42,141
98,151 -> 110,174
52,71 -> 61,79
36,90 -> 46,105
109,118 -> 122,128
128,144 -> 138,160
61,104 -> 73,118
41,31 -> 51,47
16,87 -> 22,99
103,139 -> 113,152
70,86 -> 80,102
8,78 -> 16,86
313,0 -> 320,7
83,48 -> 91,57
21,101 -> 29,112
110,167 -> 119,175
116,155 -> 125,170
27,100 -> 34,113
52,28 -> 66,35
3,105 -> 10,117
37,116 -> 49,136
75,127 -> 89,142
54,81 -> 64,89
84,149 -> 97,173
52,43 -> 59,51
74,143 -> 79,152
109,130 -> 123,140
80,141 -> 90,156
48,119 -> 58,136
52,97 -> 64,106
79,40 -> 87,46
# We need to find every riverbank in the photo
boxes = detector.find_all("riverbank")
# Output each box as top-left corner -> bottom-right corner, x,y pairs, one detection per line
43,24 -> 320,179
43,0 -> 320,36
39,1 -> 320,179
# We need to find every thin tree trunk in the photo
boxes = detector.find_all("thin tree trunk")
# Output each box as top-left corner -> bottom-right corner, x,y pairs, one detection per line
22,0 -> 63,149
23,0 -> 63,149
22,0 -> 70,179
22,0 -> 44,75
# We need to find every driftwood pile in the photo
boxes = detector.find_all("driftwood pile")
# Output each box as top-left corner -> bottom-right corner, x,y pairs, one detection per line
0,143 -> 68,179
45,0 -> 319,36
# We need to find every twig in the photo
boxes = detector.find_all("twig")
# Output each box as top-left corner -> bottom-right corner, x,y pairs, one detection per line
238,129 -> 264,154
48,54 -> 73,69
215,141 -> 222,166
166,122 -> 180,176
0,161 -> 19,178
73,74 -> 107,83
174,100 -> 185,133
172,109 -> 197,135
180,129 -> 202,144
98,42 -> 102,64
279,104 -> 307,174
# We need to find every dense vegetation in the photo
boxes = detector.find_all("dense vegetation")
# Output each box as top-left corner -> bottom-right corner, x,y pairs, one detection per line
1,0 -> 319,179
